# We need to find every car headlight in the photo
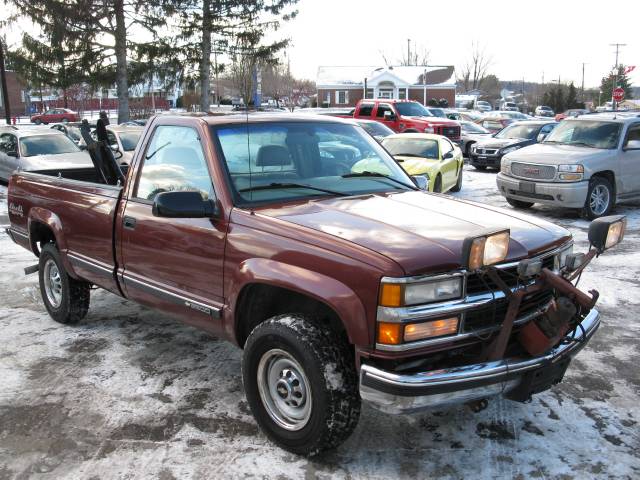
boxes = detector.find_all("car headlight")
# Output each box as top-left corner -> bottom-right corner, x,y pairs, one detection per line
588,215 -> 626,252
379,274 -> 463,308
501,159 -> 511,175
558,164 -> 584,181
462,229 -> 510,271
424,126 -> 435,133
554,243 -> 574,270
501,145 -> 521,154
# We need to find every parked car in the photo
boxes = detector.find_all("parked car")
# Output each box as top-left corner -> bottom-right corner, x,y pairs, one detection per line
352,118 -> 394,142
459,110 -> 485,123
475,100 -> 492,112
470,121 -> 558,170
351,99 -> 461,142
372,133 -> 463,192
501,101 -> 519,112
8,113 -> 622,455
0,129 -> 92,183
555,109 -> 589,121
459,121 -> 493,157
50,123 -> 84,146
486,111 -> 533,121
30,108 -> 80,125
119,119 -> 148,127
91,125 -> 143,164
497,113 -> 640,218
476,116 -> 515,134
535,106 -> 555,117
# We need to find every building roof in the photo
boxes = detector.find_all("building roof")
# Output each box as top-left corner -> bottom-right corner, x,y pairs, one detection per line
316,65 -> 456,88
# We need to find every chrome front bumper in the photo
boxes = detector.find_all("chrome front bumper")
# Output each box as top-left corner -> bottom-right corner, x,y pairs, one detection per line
360,308 -> 600,414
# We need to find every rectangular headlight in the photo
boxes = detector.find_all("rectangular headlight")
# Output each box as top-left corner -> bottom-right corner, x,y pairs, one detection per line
379,275 -> 463,307
555,243 -> 574,270
463,229 -> 510,271
588,215 -> 626,252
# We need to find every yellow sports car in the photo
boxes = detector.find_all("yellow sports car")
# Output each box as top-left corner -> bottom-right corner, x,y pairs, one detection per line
351,133 -> 464,193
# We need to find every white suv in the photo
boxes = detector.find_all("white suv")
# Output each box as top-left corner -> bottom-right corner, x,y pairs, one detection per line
497,113 -> 640,218
535,106 -> 555,117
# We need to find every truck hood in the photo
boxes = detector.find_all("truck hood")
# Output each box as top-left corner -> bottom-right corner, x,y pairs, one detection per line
257,191 -> 570,275
504,143 -> 615,165
21,151 -> 94,171
404,116 -> 459,126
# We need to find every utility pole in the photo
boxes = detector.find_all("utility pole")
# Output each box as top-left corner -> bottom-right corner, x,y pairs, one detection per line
610,43 -> 626,110
0,37 -> 11,124
581,62 -> 587,103
407,39 -> 411,66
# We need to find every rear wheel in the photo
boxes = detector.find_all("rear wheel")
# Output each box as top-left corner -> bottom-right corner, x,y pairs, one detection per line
506,198 -> 534,209
38,243 -> 90,324
242,314 -> 360,456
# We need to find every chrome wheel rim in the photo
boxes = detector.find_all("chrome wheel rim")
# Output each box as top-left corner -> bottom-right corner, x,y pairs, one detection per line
43,259 -> 63,308
590,185 -> 610,215
257,349 -> 312,431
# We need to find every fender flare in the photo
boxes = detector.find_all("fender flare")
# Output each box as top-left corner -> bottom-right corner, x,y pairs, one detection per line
27,208 -> 78,277
226,258 -> 369,346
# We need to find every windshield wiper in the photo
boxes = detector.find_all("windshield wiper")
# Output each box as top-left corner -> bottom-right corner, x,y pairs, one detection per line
239,182 -> 349,197
341,171 -> 417,190
391,153 -> 424,158
568,141 -> 597,148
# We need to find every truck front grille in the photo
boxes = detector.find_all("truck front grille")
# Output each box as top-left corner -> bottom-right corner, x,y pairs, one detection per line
466,255 -> 555,295
475,147 -> 498,155
511,162 -> 556,180
437,125 -> 461,139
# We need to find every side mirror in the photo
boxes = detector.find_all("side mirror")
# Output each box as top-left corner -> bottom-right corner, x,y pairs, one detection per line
588,215 -> 626,252
443,151 -> 454,160
623,139 -> 640,150
537,133 -> 548,143
152,191 -> 217,218
412,175 -> 429,190
383,111 -> 396,121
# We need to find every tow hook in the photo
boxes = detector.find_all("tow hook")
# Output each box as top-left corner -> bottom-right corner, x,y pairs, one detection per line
466,398 -> 489,413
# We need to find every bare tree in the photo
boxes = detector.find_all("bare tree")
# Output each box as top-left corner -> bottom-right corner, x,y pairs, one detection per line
379,43 -> 430,67
459,41 -> 492,92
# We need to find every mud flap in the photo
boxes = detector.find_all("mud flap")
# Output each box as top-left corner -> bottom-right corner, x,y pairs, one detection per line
505,358 -> 571,403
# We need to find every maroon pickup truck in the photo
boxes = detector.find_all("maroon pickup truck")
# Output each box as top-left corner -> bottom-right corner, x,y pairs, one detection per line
6,113 -> 625,456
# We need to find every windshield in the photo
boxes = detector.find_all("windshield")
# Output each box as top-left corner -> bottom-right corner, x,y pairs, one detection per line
119,132 -> 141,151
461,121 -> 490,134
429,108 -> 446,117
394,102 -> 433,117
19,134 -> 81,157
357,121 -> 394,137
216,122 -> 415,204
543,120 -> 621,149
382,137 -> 439,159
494,124 -> 539,140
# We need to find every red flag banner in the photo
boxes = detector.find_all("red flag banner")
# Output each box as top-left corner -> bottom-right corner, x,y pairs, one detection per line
623,65 -> 636,75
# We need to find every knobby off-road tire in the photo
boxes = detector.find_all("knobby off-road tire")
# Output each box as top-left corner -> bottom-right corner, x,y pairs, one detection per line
38,243 -> 90,324
242,314 -> 361,456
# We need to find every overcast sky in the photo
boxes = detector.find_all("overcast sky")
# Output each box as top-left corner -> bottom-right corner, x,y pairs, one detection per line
276,0 -> 638,88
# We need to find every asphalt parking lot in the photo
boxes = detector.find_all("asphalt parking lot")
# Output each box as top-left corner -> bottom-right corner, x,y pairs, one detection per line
1,167 -> 639,479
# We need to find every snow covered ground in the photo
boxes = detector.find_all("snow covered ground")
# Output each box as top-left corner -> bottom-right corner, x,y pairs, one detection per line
0,167 -> 639,479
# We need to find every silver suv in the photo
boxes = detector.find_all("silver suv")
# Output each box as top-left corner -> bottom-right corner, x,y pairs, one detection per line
496,113 -> 640,218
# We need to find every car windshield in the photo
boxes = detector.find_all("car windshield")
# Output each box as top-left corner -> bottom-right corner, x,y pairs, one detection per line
543,120 -> 621,149
216,122 -> 416,205
382,137 -> 439,159
494,124 -> 539,140
19,134 -> 81,157
119,132 -> 141,151
394,102 -> 433,117
428,108 -> 446,117
461,121 -> 490,134
357,121 -> 394,137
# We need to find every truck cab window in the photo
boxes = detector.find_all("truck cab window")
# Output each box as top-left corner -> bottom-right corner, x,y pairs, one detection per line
358,103 -> 374,117
376,104 -> 393,118
136,125 -> 213,201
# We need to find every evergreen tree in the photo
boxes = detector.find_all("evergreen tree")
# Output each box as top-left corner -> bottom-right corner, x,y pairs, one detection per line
599,65 -> 634,105
566,82 -> 578,109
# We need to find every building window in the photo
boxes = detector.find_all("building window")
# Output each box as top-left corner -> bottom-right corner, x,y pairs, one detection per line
323,91 -> 331,106
398,89 -> 406,100
378,89 -> 394,99
365,88 -> 374,99
336,90 -> 349,105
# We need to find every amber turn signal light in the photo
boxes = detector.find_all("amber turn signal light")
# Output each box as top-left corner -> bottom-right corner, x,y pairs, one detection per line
379,283 -> 403,307
377,322 -> 402,345
403,317 -> 459,342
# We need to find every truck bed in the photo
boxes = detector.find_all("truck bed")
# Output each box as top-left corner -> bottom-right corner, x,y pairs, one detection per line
7,169 -> 124,294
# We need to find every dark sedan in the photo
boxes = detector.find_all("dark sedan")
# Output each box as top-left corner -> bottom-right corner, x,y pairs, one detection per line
469,121 -> 557,170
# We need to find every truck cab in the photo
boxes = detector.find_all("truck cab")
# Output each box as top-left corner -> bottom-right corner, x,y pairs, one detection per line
352,99 -> 462,142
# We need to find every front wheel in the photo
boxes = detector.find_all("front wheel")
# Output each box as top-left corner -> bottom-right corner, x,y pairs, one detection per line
38,243 -> 90,324
433,174 -> 443,193
242,315 -> 360,456
583,177 -> 614,219
34,118 -> 42,125
450,167 -> 463,192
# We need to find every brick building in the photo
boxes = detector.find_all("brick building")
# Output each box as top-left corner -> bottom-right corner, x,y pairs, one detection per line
0,71 -> 27,117
316,65 -> 456,108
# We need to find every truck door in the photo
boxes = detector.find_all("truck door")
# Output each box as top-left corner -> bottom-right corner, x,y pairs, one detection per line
374,103 -> 397,131
620,122 -> 640,195
439,138 -> 458,188
119,124 -> 226,331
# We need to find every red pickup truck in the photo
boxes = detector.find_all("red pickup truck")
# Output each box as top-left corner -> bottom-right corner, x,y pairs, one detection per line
351,99 -> 462,142
6,113 -> 625,456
